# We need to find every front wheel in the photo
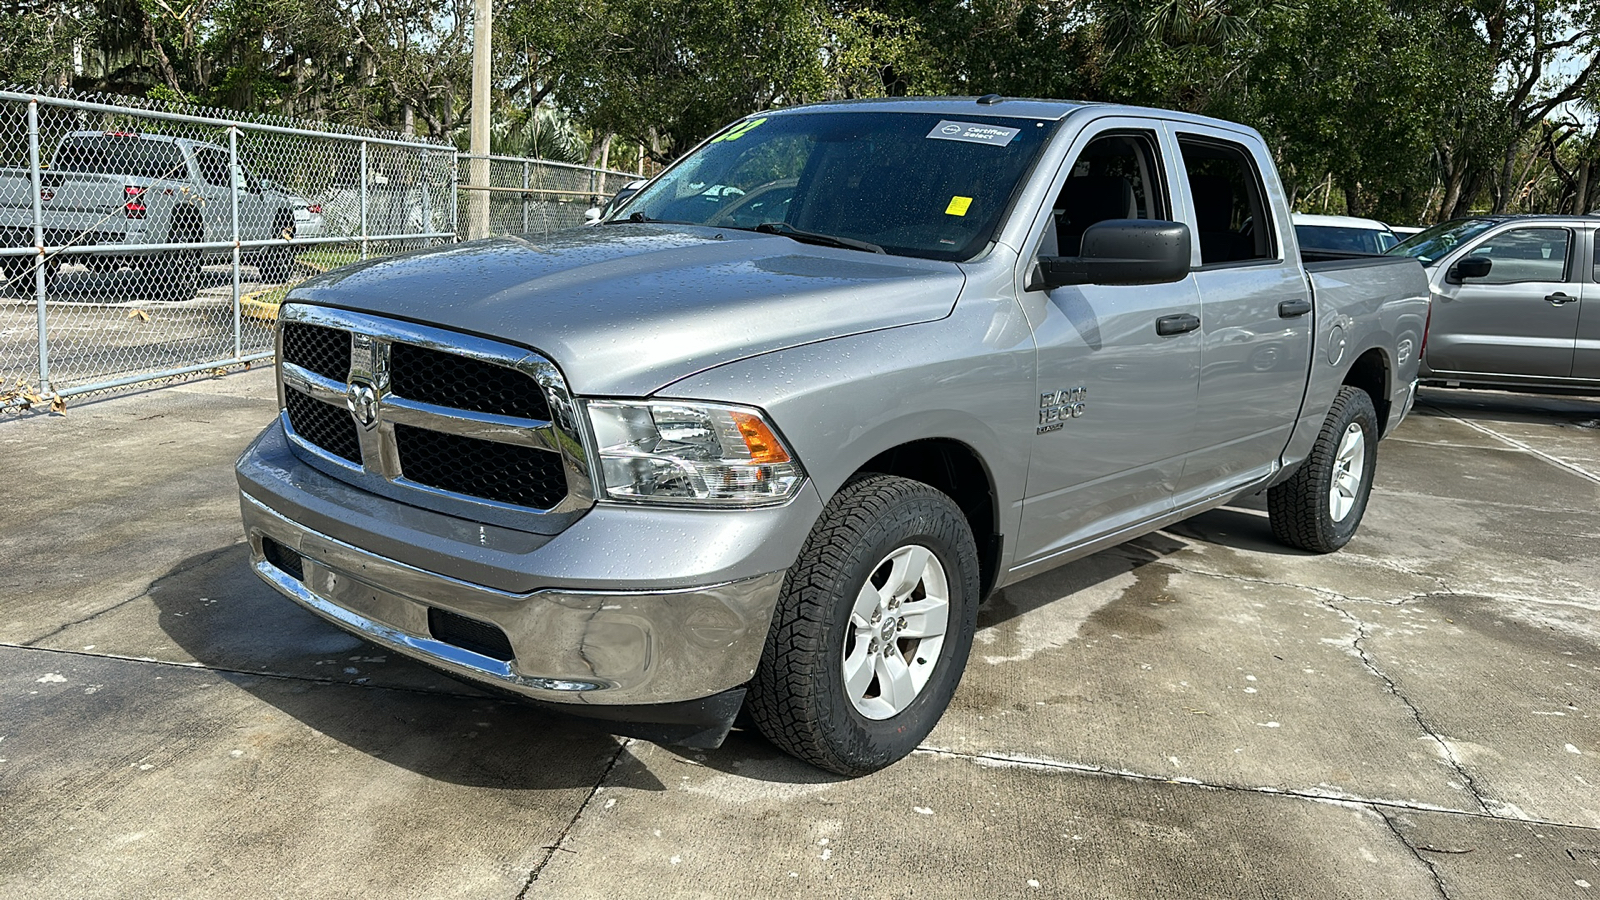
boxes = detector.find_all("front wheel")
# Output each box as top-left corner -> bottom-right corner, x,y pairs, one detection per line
747,475 -> 980,775
1268,386 -> 1380,553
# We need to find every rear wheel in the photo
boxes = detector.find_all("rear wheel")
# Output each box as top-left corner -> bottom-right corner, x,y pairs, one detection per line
148,222 -> 201,300
256,216 -> 296,282
747,475 -> 980,775
1268,386 -> 1380,553
1,255 -> 27,288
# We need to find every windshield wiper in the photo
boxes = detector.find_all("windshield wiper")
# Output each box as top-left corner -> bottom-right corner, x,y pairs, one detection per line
751,222 -> 885,254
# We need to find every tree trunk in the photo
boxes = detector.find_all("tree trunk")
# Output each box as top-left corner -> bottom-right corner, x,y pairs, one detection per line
1578,160 -> 1594,214
1449,166 -> 1486,219
1340,175 -> 1365,218
1491,143 -> 1517,214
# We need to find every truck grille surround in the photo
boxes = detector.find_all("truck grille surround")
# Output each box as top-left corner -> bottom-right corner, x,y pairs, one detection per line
275,304 -> 594,532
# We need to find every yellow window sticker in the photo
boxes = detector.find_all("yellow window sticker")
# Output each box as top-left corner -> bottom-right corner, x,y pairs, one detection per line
712,117 -> 768,143
945,196 -> 973,216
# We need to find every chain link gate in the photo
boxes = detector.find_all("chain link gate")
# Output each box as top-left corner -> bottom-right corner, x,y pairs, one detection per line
456,153 -> 640,240
2,89 -> 633,414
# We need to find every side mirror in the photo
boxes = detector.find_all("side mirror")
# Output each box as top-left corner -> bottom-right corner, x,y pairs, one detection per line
584,207 -> 602,223
1447,255 -> 1492,284
1028,219 -> 1192,291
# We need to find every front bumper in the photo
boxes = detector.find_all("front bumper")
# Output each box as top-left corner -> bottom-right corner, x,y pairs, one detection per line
237,421 -> 823,742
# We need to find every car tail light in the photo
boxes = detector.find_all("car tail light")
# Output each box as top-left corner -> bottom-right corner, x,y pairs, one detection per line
124,185 -> 146,219
307,204 -> 322,214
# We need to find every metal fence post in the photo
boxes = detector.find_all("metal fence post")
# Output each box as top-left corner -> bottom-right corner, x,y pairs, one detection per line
522,160 -> 530,234
228,126 -> 243,361
27,98 -> 50,394
360,141 -> 369,260
420,148 -> 433,239
451,152 -> 460,240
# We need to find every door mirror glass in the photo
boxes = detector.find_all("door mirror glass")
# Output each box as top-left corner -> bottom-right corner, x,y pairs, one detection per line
1448,255 -> 1493,283
1030,219 -> 1192,289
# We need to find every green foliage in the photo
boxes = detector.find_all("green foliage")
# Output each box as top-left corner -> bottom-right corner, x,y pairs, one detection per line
5,0 -> 1597,219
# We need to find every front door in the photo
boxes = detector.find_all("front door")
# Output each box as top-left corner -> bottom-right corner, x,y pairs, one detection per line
1013,121 -> 1201,567
1430,226 -> 1581,379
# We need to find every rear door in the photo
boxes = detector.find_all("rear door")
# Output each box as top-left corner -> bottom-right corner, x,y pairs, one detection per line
1429,225 -> 1580,378
1012,117 -> 1201,565
1169,125 -> 1313,502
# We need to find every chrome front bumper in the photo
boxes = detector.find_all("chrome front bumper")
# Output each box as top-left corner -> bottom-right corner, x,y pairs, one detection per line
241,492 -> 786,707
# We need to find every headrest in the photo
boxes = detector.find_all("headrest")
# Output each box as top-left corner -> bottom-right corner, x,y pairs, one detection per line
1059,176 -> 1136,229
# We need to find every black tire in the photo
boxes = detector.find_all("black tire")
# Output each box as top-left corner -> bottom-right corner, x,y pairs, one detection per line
1268,386 -> 1380,553
257,216 -> 296,282
747,474 -> 981,776
155,247 -> 200,300
1,255 -> 27,289
147,220 -> 201,300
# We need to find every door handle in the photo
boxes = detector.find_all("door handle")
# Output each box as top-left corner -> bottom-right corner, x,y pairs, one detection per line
1278,298 -> 1313,317
1156,313 -> 1201,336
1546,292 -> 1576,306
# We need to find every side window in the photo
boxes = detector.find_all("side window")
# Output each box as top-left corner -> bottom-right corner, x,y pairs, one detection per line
1048,131 -> 1166,257
195,148 -> 232,189
1467,228 -> 1570,284
1178,136 -> 1276,266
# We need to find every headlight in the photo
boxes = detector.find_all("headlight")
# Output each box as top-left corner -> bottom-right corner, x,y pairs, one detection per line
584,400 -> 805,506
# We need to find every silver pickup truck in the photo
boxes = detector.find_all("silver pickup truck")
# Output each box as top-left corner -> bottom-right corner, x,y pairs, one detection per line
235,98 -> 1429,775
0,130 -> 297,296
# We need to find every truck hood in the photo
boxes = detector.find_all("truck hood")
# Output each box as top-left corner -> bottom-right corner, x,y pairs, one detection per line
290,224 -> 966,396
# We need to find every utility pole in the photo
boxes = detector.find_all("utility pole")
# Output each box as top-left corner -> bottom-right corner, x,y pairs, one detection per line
468,0 -> 492,240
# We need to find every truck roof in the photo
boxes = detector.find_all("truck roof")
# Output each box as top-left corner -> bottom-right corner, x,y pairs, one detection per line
759,96 -> 1262,136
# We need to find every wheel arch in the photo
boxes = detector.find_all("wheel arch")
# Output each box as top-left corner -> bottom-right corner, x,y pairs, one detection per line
1342,346 -> 1392,436
851,437 -> 1003,602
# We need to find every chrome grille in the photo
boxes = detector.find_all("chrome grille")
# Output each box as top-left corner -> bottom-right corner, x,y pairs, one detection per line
275,304 -> 593,531
395,424 -> 568,509
282,322 -> 350,382
284,390 -> 361,465
390,342 -> 551,421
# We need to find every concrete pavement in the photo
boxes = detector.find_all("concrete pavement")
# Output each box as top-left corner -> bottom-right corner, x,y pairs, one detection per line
1,374 -> 1596,898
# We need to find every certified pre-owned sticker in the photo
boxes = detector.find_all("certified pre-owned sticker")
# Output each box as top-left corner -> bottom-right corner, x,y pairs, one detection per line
926,120 -> 1021,147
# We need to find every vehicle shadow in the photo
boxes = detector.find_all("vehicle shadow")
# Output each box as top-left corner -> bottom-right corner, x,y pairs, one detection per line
1414,386 -> 1600,429
149,542 -> 664,792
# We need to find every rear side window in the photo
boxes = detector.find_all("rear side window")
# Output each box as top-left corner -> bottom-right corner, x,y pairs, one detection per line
53,136 -> 186,180
1178,136 -> 1276,266
1466,228 -> 1571,284
194,148 -> 232,188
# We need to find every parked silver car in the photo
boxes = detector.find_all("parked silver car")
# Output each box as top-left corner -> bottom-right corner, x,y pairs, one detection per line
1387,215 -> 1599,394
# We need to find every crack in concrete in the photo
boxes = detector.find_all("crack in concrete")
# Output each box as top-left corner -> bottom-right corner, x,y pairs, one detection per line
17,542 -> 243,648
1377,807 -> 1457,900
517,739 -> 632,898
1313,594 -> 1495,816
1156,560 -> 1433,609
913,745 -> 1600,834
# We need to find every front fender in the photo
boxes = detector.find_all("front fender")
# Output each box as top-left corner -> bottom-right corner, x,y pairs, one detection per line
656,292 -> 1038,551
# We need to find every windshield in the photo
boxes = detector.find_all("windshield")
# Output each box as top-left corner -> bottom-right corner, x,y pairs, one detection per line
615,111 -> 1058,260
53,135 -> 188,180
1385,218 -> 1499,266
1296,224 -> 1397,255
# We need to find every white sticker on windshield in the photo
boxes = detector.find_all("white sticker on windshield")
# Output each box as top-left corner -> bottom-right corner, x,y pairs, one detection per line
926,120 -> 1021,147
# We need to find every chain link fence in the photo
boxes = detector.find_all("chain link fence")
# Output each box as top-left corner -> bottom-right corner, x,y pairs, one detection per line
1,88 -> 634,413
457,153 -> 640,240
